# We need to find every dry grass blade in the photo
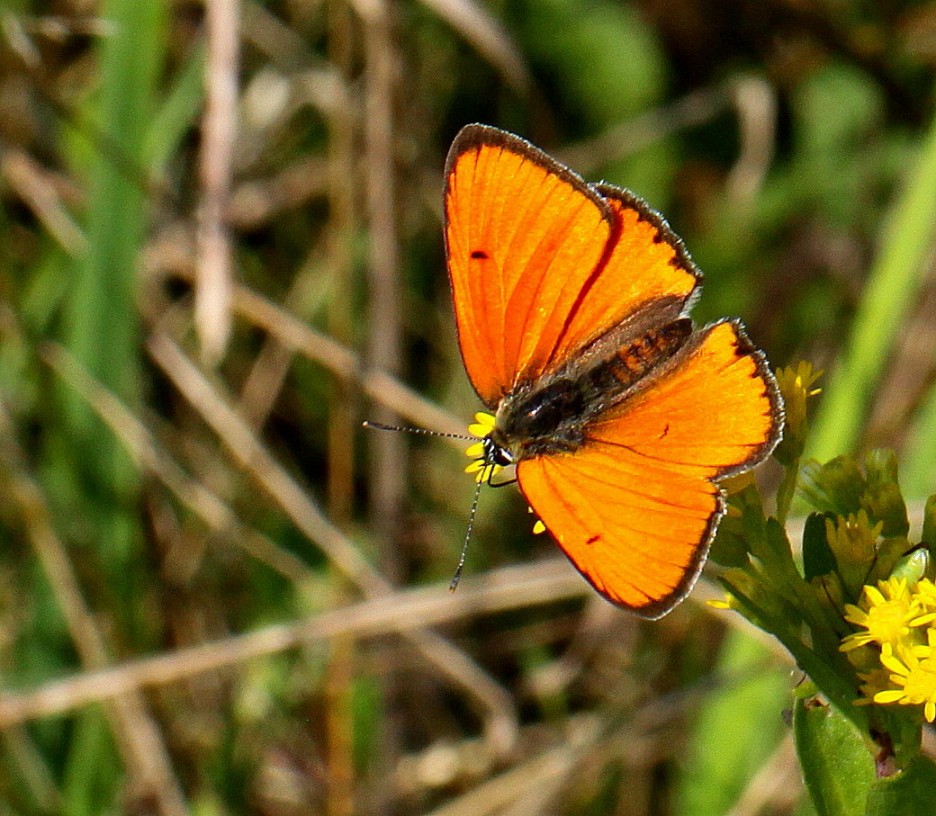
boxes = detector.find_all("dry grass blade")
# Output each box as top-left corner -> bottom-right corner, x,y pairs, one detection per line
144,226 -> 467,436
424,716 -> 602,816
0,147 -> 86,255
0,559 -> 588,728
233,283 -> 468,436
417,0 -> 531,94
195,0 -> 240,362
147,333 -> 520,753
557,84 -> 730,174
45,331 -> 518,751
148,332 -> 380,589
42,342 -> 316,582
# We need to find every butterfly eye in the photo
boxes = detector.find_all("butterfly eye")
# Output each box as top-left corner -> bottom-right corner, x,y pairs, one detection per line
491,445 -> 513,467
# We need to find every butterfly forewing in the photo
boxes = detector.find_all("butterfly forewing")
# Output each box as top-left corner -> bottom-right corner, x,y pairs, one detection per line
445,126 -> 613,404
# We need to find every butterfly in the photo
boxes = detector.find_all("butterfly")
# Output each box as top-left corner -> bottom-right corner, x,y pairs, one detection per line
444,124 -> 784,618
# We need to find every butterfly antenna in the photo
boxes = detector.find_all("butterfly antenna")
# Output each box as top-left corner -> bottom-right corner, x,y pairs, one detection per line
364,419 -> 489,589
362,420 -> 473,441
450,476 -> 483,592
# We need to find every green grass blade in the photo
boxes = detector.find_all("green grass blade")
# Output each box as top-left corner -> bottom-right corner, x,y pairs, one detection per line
145,42 -> 206,173
808,109 -> 936,462
902,380 -> 936,498
61,0 -> 167,566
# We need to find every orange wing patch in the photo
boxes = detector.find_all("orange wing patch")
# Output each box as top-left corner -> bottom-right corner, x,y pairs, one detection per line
551,187 -> 701,365
516,320 -> 780,617
445,128 -> 613,405
590,320 -> 780,476
517,445 -> 720,616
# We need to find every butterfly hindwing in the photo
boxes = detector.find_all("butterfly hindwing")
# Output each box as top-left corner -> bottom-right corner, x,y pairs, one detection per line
516,321 -> 781,617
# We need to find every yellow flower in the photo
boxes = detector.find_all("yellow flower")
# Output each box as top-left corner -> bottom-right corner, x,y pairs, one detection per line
707,595 -> 736,611
527,506 -> 546,535
467,411 -> 496,439
464,412 -> 502,483
874,640 -> 936,722
844,577 -> 936,721
774,361 -> 821,424
912,578 -> 936,619
825,511 -> 883,577
464,441 -> 485,459
840,577 -> 918,652
773,362 -> 822,458
857,665 -> 893,701
464,458 -> 502,483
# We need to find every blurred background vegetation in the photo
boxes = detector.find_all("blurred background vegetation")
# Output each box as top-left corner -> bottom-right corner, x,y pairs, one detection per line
1,0 -> 936,814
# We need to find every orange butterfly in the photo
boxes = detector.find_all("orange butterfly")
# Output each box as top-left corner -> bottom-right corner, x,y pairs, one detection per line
444,124 -> 784,618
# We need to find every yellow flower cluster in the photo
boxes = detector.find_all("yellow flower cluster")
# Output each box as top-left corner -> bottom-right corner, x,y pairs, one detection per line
464,412 -> 547,535
841,576 -> 936,722
773,361 -> 821,462
464,412 -> 503,483
774,361 -> 821,434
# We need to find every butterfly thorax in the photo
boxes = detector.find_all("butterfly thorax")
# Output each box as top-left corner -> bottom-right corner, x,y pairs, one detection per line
489,317 -> 693,462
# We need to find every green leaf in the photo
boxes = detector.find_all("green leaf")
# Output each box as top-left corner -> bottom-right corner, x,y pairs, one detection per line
675,629 -> 789,816
777,453 -> 801,525
710,503 -> 752,568
865,537 -> 914,586
922,496 -> 936,552
888,548 -> 930,585
724,575 -> 865,733
803,512 -> 837,581
794,697 -> 875,816
865,755 -> 936,815
860,450 -> 909,537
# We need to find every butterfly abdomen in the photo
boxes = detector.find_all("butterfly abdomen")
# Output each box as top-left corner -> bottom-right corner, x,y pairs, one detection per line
586,318 -> 693,395
492,318 -> 693,460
